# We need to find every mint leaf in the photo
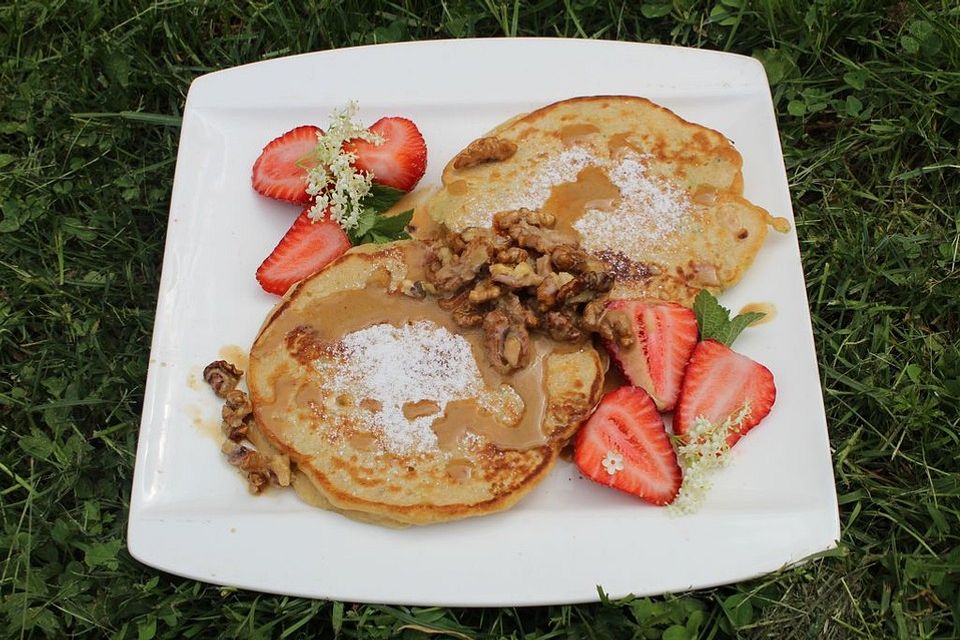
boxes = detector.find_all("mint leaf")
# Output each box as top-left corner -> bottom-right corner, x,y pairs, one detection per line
362,184 -> 406,213
350,207 -> 378,239
351,209 -> 413,245
347,184 -> 410,245
692,290 -> 764,346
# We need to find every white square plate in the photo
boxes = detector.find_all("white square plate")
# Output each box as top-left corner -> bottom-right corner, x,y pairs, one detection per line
129,38 -> 840,606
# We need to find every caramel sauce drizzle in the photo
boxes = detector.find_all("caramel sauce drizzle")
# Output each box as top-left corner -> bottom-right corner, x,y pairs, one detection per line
542,166 -> 621,236
252,245 -> 580,453
738,302 -> 776,326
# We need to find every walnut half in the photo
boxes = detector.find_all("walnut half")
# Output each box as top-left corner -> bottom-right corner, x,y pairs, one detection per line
453,136 -> 518,169
203,360 -> 243,398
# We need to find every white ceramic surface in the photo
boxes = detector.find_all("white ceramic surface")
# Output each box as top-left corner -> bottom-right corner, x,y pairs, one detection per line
128,38 -> 840,606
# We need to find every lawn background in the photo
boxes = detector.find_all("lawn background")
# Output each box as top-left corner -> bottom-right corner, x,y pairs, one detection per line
1,1 -> 958,638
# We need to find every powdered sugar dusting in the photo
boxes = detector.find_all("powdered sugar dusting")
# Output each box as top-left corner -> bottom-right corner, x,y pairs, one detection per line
322,322 -> 482,455
574,153 -> 691,259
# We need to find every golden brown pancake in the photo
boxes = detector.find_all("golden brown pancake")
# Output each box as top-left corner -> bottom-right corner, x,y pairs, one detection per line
425,96 -> 788,304
246,241 -> 604,525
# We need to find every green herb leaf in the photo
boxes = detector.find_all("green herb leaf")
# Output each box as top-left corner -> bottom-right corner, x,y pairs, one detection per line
349,209 -> 413,245
692,290 -> 764,346
346,184 -> 411,245
350,207 -> 378,239
362,183 -> 406,213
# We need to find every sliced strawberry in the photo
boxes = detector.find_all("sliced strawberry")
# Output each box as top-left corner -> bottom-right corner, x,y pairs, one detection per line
674,340 -> 777,447
604,300 -> 699,411
345,117 -> 427,192
251,125 -> 321,204
256,207 -> 351,296
574,386 -> 682,506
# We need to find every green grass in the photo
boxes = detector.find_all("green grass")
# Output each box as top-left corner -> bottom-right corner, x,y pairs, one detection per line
1,0 -> 958,638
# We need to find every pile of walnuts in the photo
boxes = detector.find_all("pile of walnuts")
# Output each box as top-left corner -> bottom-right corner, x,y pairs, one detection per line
416,209 -> 632,373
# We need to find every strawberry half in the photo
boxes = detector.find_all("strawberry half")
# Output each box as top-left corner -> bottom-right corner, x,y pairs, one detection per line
674,340 -> 777,447
345,117 -> 427,192
251,125 -> 321,204
604,300 -> 699,411
256,206 -> 351,296
574,386 -> 682,506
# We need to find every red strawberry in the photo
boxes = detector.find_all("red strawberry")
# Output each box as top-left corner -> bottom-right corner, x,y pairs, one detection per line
574,386 -> 682,506
256,207 -> 351,296
251,125 -> 321,204
345,117 -> 426,192
674,340 -> 777,447
604,300 -> 699,411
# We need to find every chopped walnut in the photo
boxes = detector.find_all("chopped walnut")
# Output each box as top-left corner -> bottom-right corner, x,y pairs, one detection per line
453,137 -> 518,169
469,279 -> 503,304
583,301 -> 634,347
400,279 -> 426,299
534,254 -> 553,277
604,310 -> 634,347
483,309 -> 531,373
550,245 -> 590,272
492,208 -> 556,231
221,388 -> 253,441
496,247 -> 529,265
489,261 -> 543,289
545,310 -> 584,342
221,441 -> 291,494
511,221 -> 577,254
438,292 -> 485,328
498,293 -> 540,329
203,360 -> 243,398
556,271 -> 614,305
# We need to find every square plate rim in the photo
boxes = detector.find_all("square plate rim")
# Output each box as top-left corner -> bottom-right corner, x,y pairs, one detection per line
128,37 -> 840,606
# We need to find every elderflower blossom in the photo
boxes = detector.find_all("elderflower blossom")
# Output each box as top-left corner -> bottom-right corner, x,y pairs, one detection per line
304,101 -> 383,230
669,402 -> 751,515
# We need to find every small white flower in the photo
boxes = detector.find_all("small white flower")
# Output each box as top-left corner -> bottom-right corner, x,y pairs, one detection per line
304,101 -> 384,231
601,450 -> 625,476
669,401 -> 752,515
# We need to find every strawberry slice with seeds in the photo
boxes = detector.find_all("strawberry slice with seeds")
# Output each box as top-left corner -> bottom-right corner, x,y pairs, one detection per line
345,117 -> 427,192
256,206 -> 351,296
574,386 -> 682,506
603,300 -> 699,411
251,125 -> 321,204
674,340 -> 777,447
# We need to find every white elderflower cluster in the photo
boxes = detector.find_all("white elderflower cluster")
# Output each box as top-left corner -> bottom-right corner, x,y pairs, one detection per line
304,101 -> 383,230
669,402 -> 751,515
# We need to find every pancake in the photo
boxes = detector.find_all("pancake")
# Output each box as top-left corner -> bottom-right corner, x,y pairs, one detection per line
247,241 -> 604,526
425,96 -> 788,304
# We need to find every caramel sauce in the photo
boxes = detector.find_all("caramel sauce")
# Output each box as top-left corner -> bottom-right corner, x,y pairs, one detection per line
738,302 -> 776,326
252,244 -> 577,453
691,185 -> 719,206
558,123 -> 600,146
218,345 -> 249,372
347,431 -> 379,450
542,166 -> 621,235
360,398 -> 383,413
186,404 -> 222,442
445,458 -> 473,482
608,132 -> 645,158
447,179 -> 469,195
431,343 -> 560,451
402,399 -> 440,420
